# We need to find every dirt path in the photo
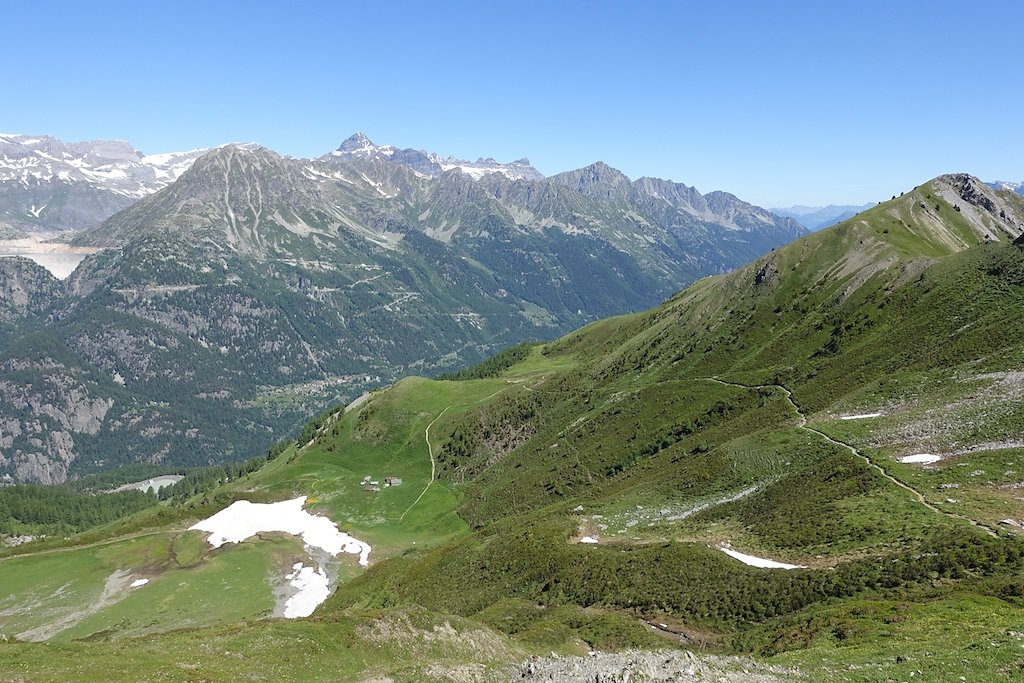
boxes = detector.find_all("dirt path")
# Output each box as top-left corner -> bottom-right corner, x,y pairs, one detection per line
399,406 -> 451,520
507,379 -> 539,393
14,569 -> 134,641
0,528 -> 183,563
698,377 -> 1000,537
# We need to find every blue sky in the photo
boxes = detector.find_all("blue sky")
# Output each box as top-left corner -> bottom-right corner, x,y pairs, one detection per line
3,1 -> 1021,206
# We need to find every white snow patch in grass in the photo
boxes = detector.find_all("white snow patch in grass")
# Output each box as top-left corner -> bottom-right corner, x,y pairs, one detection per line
579,536 -> 599,544
283,562 -> 330,618
129,578 -> 149,588
719,546 -> 804,570
899,454 -> 942,464
191,497 -> 373,620
190,497 -> 371,566
840,412 -> 882,420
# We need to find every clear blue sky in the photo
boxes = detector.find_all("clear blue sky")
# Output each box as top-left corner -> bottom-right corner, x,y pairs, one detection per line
3,1 -> 1021,207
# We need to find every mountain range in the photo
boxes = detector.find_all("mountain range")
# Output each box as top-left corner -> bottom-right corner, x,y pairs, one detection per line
1,171 -> 1022,682
989,179 -> 1024,195
0,133 -> 212,235
0,133 -> 805,484
771,203 -> 874,230
0,132 -> 551,237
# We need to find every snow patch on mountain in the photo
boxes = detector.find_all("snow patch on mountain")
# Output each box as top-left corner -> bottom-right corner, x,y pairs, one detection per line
0,133 -> 210,199
329,132 -> 544,181
989,180 -> 1024,196
428,154 -> 544,181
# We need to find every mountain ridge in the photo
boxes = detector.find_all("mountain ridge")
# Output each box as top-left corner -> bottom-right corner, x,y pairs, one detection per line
771,203 -> 875,230
0,140 -> 805,485
0,133 -> 214,234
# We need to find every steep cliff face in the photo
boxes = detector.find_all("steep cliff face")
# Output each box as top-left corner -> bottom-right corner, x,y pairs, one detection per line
0,257 -> 61,323
0,354 -> 113,484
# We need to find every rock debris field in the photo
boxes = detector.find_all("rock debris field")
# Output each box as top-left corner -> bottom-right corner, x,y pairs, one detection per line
514,649 -> 801,682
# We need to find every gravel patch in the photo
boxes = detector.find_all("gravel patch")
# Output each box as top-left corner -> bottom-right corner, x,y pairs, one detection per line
513,649 -> 802,682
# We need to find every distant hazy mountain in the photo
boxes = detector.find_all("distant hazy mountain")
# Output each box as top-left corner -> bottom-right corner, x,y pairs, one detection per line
328,132 -> 545,181
0,137 -> 804,484
0,133 -> 211,234
988,180 -> 1024,195
772,203 -> 874,230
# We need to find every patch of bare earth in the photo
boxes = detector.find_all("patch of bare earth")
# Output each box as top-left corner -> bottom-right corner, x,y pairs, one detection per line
14,569 -> 134,641
866,371 -> 1024,457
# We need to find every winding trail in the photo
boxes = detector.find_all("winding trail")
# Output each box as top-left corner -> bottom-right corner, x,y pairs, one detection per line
698,377 -> 1000,537
399,406 -> 451,520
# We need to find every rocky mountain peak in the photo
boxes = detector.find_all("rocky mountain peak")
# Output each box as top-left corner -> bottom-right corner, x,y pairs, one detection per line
68,139 -> 141,163
328,133 -> 543,181
342,131 -> 372,146
334,132 -> 394,158
549,161 -> 633,202
176,144 -> 280,185
193,142 -> 274,164
989,179 -> 1024,195
932,173 -> 1024,238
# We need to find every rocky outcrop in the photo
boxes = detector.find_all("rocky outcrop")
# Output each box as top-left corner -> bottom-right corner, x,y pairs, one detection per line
934,174 -> 1024,240
0,257 -> 61,322
755,261 -> 780,288
515,649 -> 800,682
949,173 -> 998,214
0,357 -> 113,484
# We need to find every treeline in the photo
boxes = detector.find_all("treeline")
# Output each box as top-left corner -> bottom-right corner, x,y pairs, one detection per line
297,406 -> 343,447
159,439 -> 291,502
436,342 -> 538,381
0,485 -> 157,536
1,439 -> 294,540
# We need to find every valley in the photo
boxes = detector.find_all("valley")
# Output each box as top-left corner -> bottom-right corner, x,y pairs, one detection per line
5,2 -> 1024,679
0,135 -> 806,486
0,236 -> 99,279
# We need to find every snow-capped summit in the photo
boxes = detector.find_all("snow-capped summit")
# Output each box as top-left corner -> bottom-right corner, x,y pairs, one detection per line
989,180 -> 1024,196
0,134 -> 211,234
425,152 -> 544,181
328,132 -> 544,182
333,132 -> 396,158
0,134 -> 207,198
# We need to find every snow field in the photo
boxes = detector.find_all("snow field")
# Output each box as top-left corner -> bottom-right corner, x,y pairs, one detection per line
283,563 -> 331,618
189,497 -> 371,565
190,497 -> 372,619
718,546 -> 804,570
899,454 -> 942,464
